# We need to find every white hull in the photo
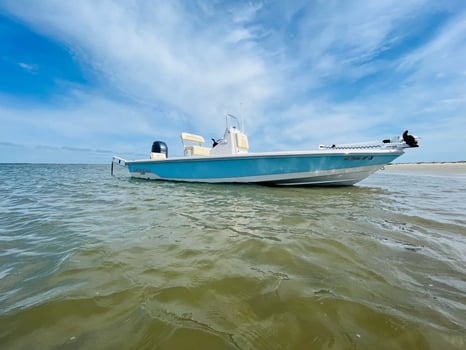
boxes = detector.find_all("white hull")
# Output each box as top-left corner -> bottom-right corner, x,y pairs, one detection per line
127,164 -> 384,186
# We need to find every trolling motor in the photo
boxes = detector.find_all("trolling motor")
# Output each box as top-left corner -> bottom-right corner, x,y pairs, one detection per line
320,130 -> 420,150
402,130 -> 418,147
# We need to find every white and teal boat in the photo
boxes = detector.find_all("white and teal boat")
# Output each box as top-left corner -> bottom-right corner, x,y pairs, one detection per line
112,115 -> 419,186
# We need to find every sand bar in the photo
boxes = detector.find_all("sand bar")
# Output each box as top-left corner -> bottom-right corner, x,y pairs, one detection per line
385,162 -> 466,174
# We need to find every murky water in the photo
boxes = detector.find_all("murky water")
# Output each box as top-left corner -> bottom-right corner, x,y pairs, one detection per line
1,164 -> 465,349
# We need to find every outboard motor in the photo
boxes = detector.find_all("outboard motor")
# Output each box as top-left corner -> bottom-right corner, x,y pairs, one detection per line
150,141 -> 168,159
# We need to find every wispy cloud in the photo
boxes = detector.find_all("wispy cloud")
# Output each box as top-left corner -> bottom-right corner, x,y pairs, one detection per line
18,62 -> 38,73
8,1 -> 275,128
1,0 -> 465,162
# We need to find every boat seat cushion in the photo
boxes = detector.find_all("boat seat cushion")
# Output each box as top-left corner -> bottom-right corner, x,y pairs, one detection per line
181,132 -> 205,144
236,133 -> 249,151
184,145 -> 211,156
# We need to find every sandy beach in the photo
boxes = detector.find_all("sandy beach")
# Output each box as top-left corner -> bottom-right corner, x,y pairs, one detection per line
385,162 -> 466,174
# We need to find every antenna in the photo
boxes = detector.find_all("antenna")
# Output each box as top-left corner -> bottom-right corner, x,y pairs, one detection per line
239,102 -> 245,132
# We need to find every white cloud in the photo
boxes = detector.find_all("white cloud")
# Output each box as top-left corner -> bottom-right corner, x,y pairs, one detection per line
2,1 -> 274,132
0,92 -> 168,154
18,62 -> 38,73
1,0 -> 465,162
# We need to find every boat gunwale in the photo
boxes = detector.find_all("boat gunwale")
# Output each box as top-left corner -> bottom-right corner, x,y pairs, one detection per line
125,148 -> 404,164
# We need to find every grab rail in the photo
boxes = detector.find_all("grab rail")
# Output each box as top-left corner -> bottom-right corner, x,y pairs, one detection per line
111,156 -> 127,176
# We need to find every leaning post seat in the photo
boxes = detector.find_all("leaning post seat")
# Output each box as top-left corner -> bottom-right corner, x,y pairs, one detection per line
180,132 -> 211,156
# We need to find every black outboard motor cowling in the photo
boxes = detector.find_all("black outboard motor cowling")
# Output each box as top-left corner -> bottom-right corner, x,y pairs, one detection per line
151,141 -> 168,156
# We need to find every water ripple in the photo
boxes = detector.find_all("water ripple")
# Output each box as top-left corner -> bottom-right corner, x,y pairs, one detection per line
0,164 -> 465,349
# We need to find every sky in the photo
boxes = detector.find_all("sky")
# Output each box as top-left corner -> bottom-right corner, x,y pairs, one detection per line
1,0 -> 465,164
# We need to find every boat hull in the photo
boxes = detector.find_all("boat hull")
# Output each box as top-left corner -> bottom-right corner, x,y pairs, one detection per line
125,150 -> 403,186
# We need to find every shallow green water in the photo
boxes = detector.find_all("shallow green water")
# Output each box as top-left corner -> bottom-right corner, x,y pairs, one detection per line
1,164 -> 465,349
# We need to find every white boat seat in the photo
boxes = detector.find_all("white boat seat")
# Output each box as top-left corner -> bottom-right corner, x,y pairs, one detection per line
184,145 -> 211,156
181,132 -> 205,145
181,132 -> 211,156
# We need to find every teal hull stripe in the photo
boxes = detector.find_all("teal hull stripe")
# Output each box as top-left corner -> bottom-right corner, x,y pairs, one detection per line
127,153 -> 401,180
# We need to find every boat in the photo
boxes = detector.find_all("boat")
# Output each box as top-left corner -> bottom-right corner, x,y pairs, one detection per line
111,114 -> 419,186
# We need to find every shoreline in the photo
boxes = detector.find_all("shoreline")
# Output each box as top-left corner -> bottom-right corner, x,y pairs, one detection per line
385,161 -> 466,174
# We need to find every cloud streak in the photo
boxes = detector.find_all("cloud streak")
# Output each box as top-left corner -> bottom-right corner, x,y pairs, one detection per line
11,1 -> 276,128
1,0 -> 465,162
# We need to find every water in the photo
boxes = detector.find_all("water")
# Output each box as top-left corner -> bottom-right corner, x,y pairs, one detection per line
0,164 -> 465,349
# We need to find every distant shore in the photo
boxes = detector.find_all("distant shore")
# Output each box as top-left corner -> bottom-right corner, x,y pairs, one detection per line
385,161 -> 466,174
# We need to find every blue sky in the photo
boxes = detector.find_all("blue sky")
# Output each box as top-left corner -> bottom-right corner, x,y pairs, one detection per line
1,0 -> 465,163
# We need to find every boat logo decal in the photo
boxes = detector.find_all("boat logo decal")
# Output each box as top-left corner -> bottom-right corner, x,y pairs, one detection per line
344,155 -> 374,161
